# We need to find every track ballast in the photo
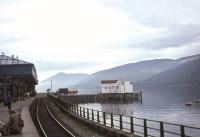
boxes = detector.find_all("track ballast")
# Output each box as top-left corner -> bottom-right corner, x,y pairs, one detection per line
36,98 -> 75,137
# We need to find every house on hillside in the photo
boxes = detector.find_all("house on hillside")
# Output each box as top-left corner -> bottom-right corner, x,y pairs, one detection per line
100,80 -> 133,94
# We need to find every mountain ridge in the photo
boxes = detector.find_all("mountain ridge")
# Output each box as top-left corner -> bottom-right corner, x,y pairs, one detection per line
37,54 -> 200,93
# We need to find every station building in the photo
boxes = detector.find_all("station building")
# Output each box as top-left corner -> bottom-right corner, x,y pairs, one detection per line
0,54 -> 38,101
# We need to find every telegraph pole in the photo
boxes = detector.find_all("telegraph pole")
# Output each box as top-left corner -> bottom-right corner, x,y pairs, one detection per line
51,80 -> 52,93
4,76 -> 7,105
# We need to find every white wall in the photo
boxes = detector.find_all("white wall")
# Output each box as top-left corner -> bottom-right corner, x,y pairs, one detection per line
100,81 -> 121,93
100,80 -> 133,94
120,84 -> 125,93
124,81 -> 133,93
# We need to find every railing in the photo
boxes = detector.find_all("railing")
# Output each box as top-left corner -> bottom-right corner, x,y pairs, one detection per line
49,95 -> 200,137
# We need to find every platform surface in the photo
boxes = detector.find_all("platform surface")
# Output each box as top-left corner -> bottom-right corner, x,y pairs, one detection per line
0,97 -> 39,137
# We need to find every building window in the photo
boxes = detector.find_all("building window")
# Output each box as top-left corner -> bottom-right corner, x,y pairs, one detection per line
130,82 -> 132,84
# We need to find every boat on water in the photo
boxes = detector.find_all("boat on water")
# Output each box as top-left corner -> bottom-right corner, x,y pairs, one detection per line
193,100 -> 200,103
185,101 -> 193,106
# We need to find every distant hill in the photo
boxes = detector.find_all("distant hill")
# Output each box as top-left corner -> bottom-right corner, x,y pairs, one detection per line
176,54 -> 200,64
75,54 -> 200,93
74,59 -> 177,90
142,56 -> 200,85
37,54 -> 200,94
37,72 -> 89,92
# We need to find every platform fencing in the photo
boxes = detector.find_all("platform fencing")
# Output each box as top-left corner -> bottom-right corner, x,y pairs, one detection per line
49,95 -> 200,137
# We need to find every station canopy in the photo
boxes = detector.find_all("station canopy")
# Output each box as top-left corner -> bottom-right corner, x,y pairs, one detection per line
0,54 -> 38,84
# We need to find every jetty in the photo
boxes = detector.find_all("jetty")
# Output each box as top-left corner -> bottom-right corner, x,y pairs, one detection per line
59,92 -> 142,104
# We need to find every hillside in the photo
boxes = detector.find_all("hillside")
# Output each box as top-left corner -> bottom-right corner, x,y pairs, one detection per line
75,54 -> 200,93
37,54 -> 200,94
142,57 -> 200,85
75,59 -> 177,90
37,72 -> 89,92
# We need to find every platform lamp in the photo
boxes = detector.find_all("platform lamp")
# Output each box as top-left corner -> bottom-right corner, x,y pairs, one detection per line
46,88 -> 50,94
50,80 -> 52,93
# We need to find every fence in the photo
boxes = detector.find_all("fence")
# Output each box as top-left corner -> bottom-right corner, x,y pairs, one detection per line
49,95 -> 200,137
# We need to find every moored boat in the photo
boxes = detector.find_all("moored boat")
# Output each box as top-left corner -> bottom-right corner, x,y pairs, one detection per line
185,101 -> 193,106
193,100 -> 200,103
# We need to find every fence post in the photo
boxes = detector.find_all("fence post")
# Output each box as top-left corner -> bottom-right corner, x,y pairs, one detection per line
111,113 -> 113,128
103,112 -> 106,125
76,105 -> 78,115
72,105 -> 74,113
80,107 -> 82,117
160,122 -> 164,137
82,107 -> 85,118
120,115 -> 123,131
130,117 -> 134,134
97,111 -> 100,123
92,109 -> 94,121
87,108 -> 89,120
181,125 -> 185,137
144,119 -> 148,137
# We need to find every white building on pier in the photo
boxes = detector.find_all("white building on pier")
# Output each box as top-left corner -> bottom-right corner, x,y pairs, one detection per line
100,80 -> 134,94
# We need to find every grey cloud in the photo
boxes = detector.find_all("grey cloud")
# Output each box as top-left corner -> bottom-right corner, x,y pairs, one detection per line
108,0 -> 200,28
128,24 -> 200,50
36,61 -> 99,71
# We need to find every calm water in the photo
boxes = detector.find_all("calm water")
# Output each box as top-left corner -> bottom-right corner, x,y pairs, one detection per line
79,85 -> 200,136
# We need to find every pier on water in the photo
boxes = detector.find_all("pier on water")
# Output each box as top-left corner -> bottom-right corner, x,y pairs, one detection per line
59,92 -> 143,104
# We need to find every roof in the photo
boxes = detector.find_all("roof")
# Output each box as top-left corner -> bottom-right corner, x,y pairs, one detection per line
0,54 -> 38,84
0,55 -> 31,65
101,80 -> 119,84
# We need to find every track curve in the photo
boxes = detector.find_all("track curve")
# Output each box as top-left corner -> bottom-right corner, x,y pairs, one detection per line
36,98 -> 75,137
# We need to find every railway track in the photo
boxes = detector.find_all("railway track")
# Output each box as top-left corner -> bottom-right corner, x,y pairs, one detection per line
36,98 -> 76,137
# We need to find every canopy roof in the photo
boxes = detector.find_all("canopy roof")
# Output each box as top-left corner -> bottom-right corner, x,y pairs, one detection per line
0,54 -> 31,65
0,55 -> 38,84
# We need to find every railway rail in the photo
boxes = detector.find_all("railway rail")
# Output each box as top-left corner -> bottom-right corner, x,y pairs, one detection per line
36,98 -> 76,137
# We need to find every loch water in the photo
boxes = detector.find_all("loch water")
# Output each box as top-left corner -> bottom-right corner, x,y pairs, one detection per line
79,85 -> 200,136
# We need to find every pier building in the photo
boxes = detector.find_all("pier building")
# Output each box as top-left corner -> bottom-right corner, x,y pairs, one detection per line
100,80 -> 134,94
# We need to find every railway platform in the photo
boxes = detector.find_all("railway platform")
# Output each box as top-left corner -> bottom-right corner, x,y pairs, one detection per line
0,97 -> 39,137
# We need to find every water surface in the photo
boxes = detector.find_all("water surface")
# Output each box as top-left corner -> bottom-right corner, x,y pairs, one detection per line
79,85 -> 200,136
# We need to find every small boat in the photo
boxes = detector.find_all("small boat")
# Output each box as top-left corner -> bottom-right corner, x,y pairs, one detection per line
193,100 -> 200,103
185,101 -> 193,106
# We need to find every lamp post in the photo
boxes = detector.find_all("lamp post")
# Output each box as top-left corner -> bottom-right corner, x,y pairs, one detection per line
50,80 -> 52,93
4,76 -> 7,106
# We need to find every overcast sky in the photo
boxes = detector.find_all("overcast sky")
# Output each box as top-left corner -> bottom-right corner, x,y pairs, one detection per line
0,0 -> 200,81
